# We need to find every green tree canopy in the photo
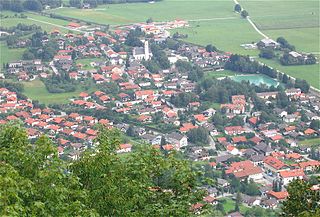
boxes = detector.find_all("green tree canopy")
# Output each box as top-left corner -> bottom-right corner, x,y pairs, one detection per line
0,124 -> 205,216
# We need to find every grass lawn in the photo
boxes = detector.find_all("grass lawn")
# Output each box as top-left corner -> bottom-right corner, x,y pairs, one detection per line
22,79 -> 98,105
76,58 -> 104,70
204,69 -> 238,79
299,138 -> 320,147
257,58 -> 320,89
50,0 -> 236,25
0,42 -> 25,68
220,198 -> 249,214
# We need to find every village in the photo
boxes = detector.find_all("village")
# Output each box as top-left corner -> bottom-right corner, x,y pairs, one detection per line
1,18 -> 320,216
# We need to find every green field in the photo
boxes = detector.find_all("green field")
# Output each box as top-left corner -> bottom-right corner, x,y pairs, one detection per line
204,70 -> 238,79
173,19 -> 261,56
238,0 -> 319,53
299,138 -> 320,147
258,58 -> 320,89
76,58 -> 104,70
0,42 -> 25,68
1,11 -> 73,33
50,0 -> 236,25
22,79 -> 98,105
221,198 -> 250,214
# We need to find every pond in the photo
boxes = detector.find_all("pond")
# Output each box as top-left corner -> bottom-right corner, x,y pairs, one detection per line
229,74 -> 280,87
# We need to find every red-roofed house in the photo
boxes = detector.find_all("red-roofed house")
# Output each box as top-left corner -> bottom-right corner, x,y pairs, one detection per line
226,160 -> 263,181
279,169 -> 305,185
263,156 -> 286,173
224,126 -> 245,135
298,161 -> 320,172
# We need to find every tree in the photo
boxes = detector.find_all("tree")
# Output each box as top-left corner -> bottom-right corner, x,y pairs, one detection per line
259,48 -> 275,59
281,178 -> 320,216
205,44 -> 217,52
23,0 -> 42,11
160,136 -> 166,146
1,125 -> 206,216
241,10 -> 249,18
69,0 -> 81,8
235,191 -> 241,211
187,127 -> 210,145
22,50 -> 35,60
0,124 -> 97,216
146,17 -> 153,23
294,79 -> 310,93
72,127 -> 205,216
310,120 -> 320,131
234,4 -> 241,12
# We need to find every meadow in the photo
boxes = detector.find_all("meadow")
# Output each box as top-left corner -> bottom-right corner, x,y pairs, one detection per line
1,11 -> 71,32
0,42 -> 25,68
50,0 -> 237,25
171,18 -> 261,55
22,79 -> 97,105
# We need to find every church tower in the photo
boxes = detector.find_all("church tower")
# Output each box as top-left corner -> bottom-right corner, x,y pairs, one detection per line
144,40 -> 150,60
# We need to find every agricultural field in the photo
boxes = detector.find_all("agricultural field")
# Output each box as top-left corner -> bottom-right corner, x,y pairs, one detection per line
22,79 -> 98,105
239,0 -> 319,53
172,18 -> 261,56
1,11 -> 71,33
49,0 -> 237,25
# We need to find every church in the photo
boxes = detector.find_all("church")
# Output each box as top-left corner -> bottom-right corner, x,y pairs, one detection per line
133,41 -> 152,60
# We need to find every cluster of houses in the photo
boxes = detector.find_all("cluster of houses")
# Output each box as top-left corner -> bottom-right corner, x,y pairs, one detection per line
1,18 -> 320,216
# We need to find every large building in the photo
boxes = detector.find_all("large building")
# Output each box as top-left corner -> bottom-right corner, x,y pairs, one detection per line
133,40 -> 152,60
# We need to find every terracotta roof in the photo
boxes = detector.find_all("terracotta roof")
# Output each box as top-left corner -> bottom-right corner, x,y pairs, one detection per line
263,156 -> 286,170
279,169 -> 305,178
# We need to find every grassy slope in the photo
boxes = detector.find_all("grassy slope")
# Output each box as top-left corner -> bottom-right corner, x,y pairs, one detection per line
22,79 -> 97,105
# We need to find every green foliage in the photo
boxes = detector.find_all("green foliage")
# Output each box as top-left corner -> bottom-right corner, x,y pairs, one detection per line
234,4 -> 241,12
259,48 -> 275,59
294,79 -> 310,93
225,54 -> 278,78
241,10 -> 249,18
0,125 -> 205,216
0,124 -> 96,216
187,127 -> 210,145
43,72 -> 77,93
205,44 -> 218,52
277,37 -> 295,51
170,92 -> 198,107
281,178 -> 320,216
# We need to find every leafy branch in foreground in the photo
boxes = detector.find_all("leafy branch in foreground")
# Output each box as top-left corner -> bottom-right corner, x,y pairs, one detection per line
0,124 -> 204,216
